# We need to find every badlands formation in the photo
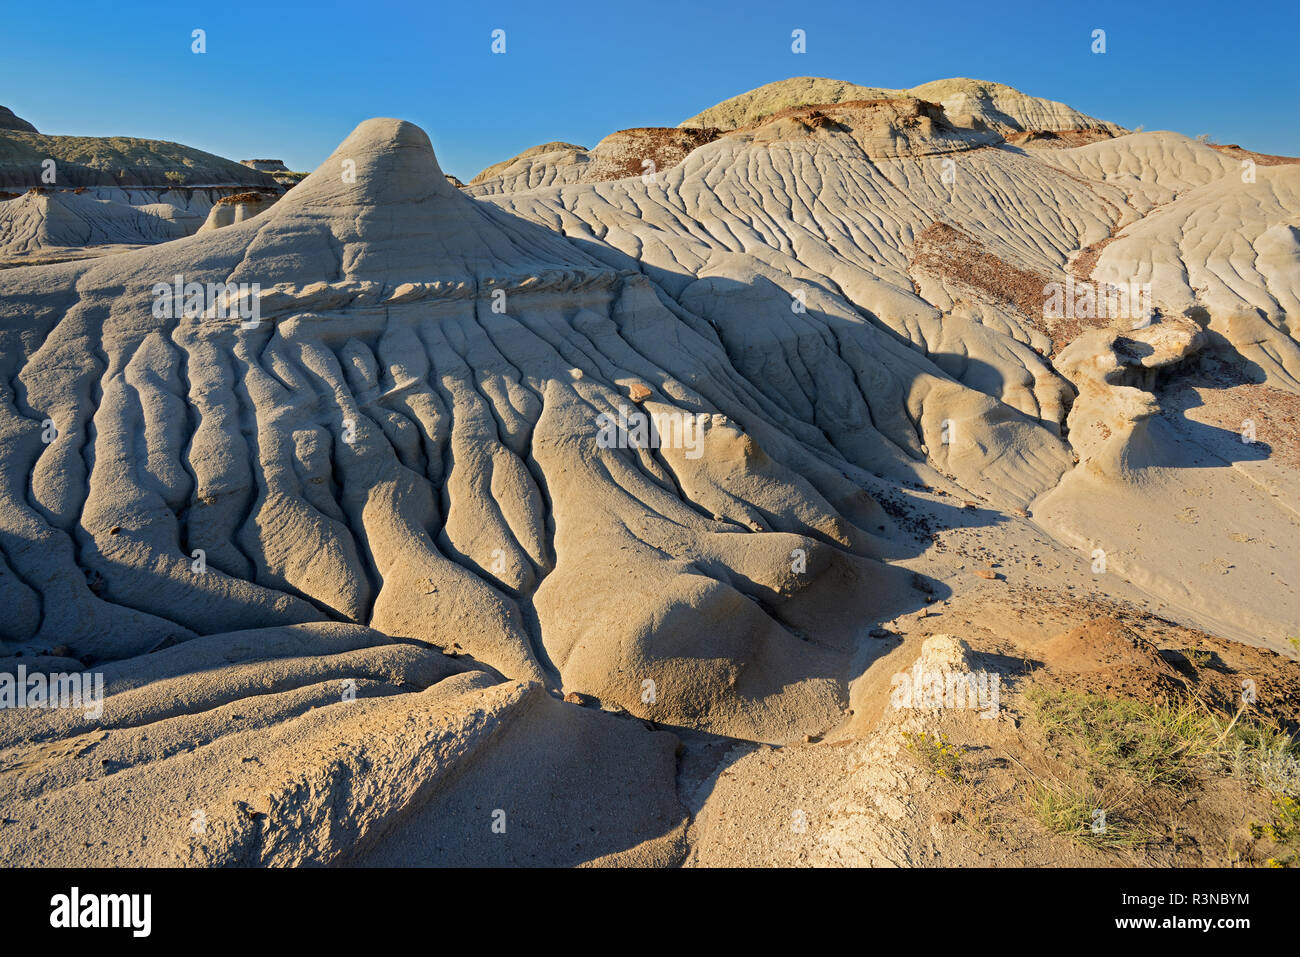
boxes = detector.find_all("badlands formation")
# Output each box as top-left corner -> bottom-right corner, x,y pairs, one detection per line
0,78 -> 1298,866
0,109 -> 281,267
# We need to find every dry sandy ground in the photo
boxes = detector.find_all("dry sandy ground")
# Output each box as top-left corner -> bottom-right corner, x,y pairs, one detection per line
685,485 -> 1300,867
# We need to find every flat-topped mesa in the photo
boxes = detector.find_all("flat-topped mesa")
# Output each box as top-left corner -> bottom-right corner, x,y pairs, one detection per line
241,159 -> 290,172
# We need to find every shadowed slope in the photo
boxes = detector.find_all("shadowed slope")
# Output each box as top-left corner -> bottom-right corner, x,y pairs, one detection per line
0,118 -> 998,741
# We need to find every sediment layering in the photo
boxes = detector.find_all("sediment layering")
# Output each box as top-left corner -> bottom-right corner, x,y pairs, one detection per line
1,77 -> 1297,866
0,116 -> 281,264
677,76 -> 1126,135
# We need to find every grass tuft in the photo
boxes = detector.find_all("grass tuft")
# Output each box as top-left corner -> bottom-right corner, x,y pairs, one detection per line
1025,779 -> 1145,849
901,730 -> 967,783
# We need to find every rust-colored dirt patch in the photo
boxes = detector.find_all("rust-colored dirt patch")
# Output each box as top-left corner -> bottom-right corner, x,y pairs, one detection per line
604,127 -> 722,180
1069,233 -> 1118,282
907,220 -> 1112,352
1005,129 -> 1118,149
1210,144 -> 1300,168
910,221 -> 1051,322
215,191 -> 275,206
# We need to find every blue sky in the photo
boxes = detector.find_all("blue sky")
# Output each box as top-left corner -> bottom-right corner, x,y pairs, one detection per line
2,0 -> 1296,181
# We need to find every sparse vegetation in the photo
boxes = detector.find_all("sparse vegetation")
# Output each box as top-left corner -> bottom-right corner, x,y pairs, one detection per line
0,130 -> 272,187
902,730 -> 967,782
1250,794 -> 1300,867
1027,686 -> 1220,788
1030,686 -> 1300,786
1025,778 -> 1144,848
1225,722 -> 1300,795
1020,685 -> 1300,855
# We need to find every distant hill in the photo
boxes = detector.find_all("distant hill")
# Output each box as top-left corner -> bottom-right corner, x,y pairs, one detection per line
0,111 -> 280,264
467,75 -> 1124,195
0,131 -> 278,189
0,106 -> 38,133
679,76 -> 1124,134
